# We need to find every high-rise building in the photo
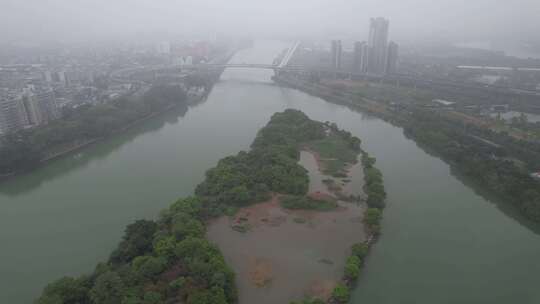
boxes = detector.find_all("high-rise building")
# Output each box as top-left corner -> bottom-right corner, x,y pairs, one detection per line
0,88 -> 59,133
353,41 -> 369,73
331,40 -> 343,70
0,95 -> 29,134
22,94 -> 44,126
56,71 -> 70,87
43,70 -> 53,83
35,89 -> 59,123
385,41 -> 399,74
368,17 -> 390,74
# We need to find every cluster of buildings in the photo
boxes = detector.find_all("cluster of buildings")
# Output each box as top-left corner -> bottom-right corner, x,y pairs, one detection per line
0,39 -> 232,135
154,40 -> 216,63
331,17 -> 399,75
0,86 -> 60,133
0,63 -> 110,134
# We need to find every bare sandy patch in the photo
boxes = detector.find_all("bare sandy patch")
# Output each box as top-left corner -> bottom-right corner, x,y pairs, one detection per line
249,258 -> 274,287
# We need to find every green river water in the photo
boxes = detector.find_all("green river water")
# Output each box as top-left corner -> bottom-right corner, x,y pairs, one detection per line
1,41 -> 539,304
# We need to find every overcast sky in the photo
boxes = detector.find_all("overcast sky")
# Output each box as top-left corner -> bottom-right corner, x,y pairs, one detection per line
2,0 -> 539,44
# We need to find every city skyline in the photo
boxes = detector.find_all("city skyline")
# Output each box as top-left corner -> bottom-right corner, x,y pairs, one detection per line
331,17 -> 398,75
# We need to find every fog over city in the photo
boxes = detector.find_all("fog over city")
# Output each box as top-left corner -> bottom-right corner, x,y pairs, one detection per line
4,1 -> 540,304
2,0 -> 540,45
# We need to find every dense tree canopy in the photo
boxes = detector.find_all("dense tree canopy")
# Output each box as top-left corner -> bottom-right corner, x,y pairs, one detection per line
196,110 -> 334,214
37,276 -> 91,304
109,220 -> 157,265
405,109 -> 540,222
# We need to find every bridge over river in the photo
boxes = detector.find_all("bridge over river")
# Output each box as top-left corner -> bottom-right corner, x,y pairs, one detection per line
113,41 -> 540,108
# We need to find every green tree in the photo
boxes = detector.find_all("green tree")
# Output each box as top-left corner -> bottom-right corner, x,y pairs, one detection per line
172,215 -> 205,240
170,197 -> 202,217
331,283 -> 350,303
345,262 -> 360,280
344,255 -> 362,280
132,256 -> 167,280
153,236 -> 177,260
36,276 -> 90,304
222,185 -> 251,206
169,277 -> 187,292
174,237 -> 217,261
110,220 -> 157,265
365,208 -> 382,226
187,287 -> 227,304
142,292 -> 162,304
351,243 -> 369,259
89,271 -> 125,304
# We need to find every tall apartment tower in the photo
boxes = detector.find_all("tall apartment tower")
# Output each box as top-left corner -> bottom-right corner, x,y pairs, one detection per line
0,96 -> 29,134
385,41 -> 399,74
331,40 -> 343,70
22,94 -> 44,126
353,41 -> 369,73
368,17 -> 390,74
0,87 -> 60,133
35,89 -> 59,123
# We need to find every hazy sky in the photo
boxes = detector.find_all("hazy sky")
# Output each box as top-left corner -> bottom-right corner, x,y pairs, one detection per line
2,0 -> 539,44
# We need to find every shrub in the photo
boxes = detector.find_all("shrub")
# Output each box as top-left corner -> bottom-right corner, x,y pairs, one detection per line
132,256 -> 168,280
153,236 -> 176,260
351,243 -> 369,259
345,262 -> 360,280
332,283 -> 350,303
365,208 -> 382,226
280,195 -> 337,211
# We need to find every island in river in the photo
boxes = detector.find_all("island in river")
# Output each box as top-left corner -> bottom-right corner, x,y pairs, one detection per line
207,150 -> 367,304
36,109 -> 386,304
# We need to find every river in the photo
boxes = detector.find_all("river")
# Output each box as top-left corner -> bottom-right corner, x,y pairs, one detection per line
1,40 -> 540,304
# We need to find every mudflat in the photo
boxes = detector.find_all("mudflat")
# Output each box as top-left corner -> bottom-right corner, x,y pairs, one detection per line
207,151 -> 366,304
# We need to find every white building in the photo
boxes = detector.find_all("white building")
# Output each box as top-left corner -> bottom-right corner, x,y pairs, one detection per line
157,41 -> 171,55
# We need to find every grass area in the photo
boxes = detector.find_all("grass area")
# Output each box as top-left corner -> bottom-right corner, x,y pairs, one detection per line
280,195 -> 338,211
306,134 -> 358,176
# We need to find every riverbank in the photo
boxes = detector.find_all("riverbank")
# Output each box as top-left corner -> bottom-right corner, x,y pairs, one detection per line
322,148 -> 385,304
41,101 -> 188,163
274,74 -> 540,223
0,83 -> 216,184
273,75 -> 396,122
0,102 -> 183,183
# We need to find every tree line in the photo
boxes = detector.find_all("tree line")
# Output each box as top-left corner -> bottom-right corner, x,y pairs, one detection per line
404,109 -> 540,222
326,151 -> 386,304
0,85 -> 188,176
